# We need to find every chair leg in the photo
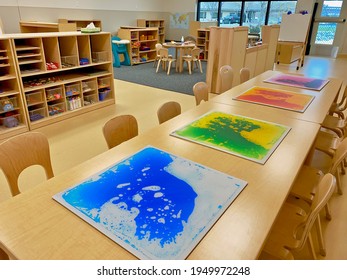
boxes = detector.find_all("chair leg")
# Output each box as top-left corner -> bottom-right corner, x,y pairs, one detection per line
156,60 -> 161,73
188,61 -> 192,74
315,215 -> 327,256
307,232 -> 317,260
167,61 -> 172,75
198,60 -> 203,73
325,202 -> 332,221
336,170 -> 343,195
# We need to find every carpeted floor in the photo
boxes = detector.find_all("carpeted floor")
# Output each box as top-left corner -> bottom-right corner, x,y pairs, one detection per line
113,60 -> 207,96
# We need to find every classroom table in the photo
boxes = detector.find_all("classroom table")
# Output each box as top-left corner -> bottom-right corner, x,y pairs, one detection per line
162,42 -> 195,73
0,101 -> 320,260
212,70 -> 343,124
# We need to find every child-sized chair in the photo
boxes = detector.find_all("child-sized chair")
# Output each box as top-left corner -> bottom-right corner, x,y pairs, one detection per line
111,36 -> 131,67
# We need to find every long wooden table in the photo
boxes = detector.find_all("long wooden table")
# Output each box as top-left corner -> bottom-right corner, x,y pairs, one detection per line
0,101 -> 321,260
212,70 -> 342,124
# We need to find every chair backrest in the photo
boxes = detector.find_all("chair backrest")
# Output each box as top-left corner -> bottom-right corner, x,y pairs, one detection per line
240,67 -> 251,84
155,43 -> 163,55
329,137 -> 347,175
158,47 -> 170,60
294,173 -> 336,252
157,101 -> 181,124
191,47 -> 201,60
102,115 -> 139,149
0,132 -> 54,196
193,81 -> 209,105
184,35 -> 197,43
219,65 -> 233,92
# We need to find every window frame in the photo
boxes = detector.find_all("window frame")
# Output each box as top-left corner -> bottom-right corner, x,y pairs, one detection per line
197,0 -> 297,27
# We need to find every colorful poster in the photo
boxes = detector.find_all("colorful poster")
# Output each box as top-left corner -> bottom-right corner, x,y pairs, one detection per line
264,73 -> 329,91
171,111 -> 290,164
233,86 -> 314,112
53,146 -> 247,260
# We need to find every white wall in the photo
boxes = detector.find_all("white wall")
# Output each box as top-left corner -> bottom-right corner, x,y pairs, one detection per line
0,0 -> 197,40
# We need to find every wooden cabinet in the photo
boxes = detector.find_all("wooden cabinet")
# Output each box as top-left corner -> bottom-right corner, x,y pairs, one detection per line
276,41 -> 304,69
0,37 -> 29,140
137,19 -> 165,43
196,29 -> 210,61
10,32 -> 115,130
118,27 -> 158,65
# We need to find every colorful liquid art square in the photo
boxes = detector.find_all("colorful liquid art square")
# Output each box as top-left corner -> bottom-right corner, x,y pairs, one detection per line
53,146 -> 247,259
171,111 -> 290,164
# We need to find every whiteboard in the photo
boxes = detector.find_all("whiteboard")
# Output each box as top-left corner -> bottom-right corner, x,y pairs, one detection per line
278,13 -> 312,42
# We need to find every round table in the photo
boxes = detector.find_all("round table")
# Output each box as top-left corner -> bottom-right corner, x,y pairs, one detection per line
162,42 -> 196,73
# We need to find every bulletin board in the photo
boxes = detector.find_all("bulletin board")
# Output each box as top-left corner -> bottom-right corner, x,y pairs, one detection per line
278,13 -> 312,42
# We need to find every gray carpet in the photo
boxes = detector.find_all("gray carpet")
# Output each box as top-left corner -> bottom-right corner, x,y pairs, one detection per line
113,60 -> 207,96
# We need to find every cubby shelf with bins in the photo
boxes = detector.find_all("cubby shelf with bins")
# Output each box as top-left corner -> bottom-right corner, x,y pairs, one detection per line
137,19 -> 165,43
0,37 -> 28,140
118,27 -> 158,65
197,29 -> 210,61
9,31 -> 115,130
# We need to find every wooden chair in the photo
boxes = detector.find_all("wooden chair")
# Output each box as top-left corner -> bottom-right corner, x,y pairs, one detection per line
193,81 -> 209,105
102,115 -> 138,149
157,101 -> 181,124
239,67 -> 250,84
182,47 -> 203,74
219,65 -> 233,92
153,43 -> 163,68
288,137 -> 347,257
261,173 -> 336,260
321,114 -> 346,138
329,84 -> 347,119
0,131 -> 54,197
156,48 -> 176,75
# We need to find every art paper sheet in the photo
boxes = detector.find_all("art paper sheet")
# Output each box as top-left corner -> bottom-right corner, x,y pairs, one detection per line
171,111 -> 290,164
233,86 -> 314,112
53,146 -> 247,260
264,73 -> 329,91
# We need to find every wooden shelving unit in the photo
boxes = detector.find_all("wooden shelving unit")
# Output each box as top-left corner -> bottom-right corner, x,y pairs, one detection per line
0,37 -> 29,140
5,31 -> 115,131
196,29 -> 210,61
19,21 -> 77,33
118,27 -> 158,65
137,19 -> 165,43
58,19 -> 102,31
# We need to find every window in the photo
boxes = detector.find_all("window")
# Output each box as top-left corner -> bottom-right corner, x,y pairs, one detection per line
198,2 -> 219,22
314,1 -> 343,45
197,0 -> 298,34
243,1 -> 268,34
321,0 -> 343,17
220,2 -> 242,27
268,1 -> 297,24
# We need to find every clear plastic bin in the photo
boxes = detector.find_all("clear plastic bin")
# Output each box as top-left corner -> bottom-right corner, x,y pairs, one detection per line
83,94 -> 98,105
92,51 -> 108,63
82,80 -> 97,93
65,83 -> 81,97
61,55 -> 78,68
26,91 -> 43,105
48,102 -> 65,116
98,77 -> 110,88
46,87 -> 63,101
0,113 -> 21,128
1,96 -> 18,112
98,88 -> 111,101
29,107 -> 46,122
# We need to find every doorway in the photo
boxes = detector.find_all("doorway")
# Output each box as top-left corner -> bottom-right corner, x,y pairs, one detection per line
309,0 -> 346,57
